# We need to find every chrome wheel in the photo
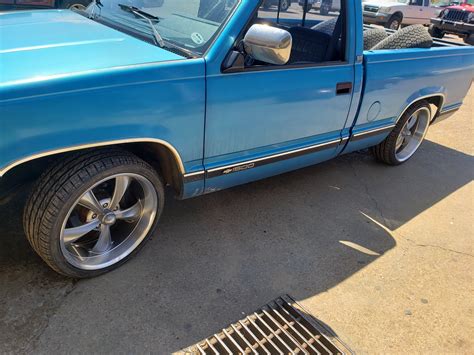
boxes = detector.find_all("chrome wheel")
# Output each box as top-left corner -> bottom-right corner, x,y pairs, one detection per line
394,107 -> 430,162
60,173 -> 158,270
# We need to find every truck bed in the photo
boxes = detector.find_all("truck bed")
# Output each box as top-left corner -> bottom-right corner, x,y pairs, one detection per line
343,26 -> 474,153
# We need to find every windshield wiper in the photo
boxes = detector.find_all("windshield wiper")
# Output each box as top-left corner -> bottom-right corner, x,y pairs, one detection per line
117,4 -> 165,48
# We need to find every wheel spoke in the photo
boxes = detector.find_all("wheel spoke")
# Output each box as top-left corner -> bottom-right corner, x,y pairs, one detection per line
396,134 -> 404,150
63,219 -> 100,244
110,176 -> 131,210
406,114 -> 418,130
91,225 -> 112,254
115,201 -> 142,220
78,190 -> 103,214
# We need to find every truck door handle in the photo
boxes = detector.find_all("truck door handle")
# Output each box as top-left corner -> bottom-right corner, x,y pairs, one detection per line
336,82 -> 352,95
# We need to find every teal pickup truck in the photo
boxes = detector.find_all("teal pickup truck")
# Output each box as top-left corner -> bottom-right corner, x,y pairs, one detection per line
1,0 -> 473,277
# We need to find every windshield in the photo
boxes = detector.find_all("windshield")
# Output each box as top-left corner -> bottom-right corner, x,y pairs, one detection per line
88,0 -> 239,55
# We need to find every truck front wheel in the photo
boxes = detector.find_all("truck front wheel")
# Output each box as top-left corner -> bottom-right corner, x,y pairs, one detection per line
428,24 -> 444,39
385,14 -> 402,30
23,149 -> 164,278
280,0 -> 290,11
372,101 -> 431,165
464,34 -> 474,45
320,5 -> 330,16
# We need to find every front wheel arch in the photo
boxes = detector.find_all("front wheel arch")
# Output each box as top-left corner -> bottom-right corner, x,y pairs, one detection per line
59,0 -> 91,9
1,140 -> 185,197
385,12 -> 403,29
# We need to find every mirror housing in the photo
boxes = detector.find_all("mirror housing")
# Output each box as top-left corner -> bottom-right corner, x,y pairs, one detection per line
243,24 -> 292,65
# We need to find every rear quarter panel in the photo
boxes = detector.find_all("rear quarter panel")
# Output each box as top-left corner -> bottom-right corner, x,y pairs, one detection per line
344,45 -> 474,152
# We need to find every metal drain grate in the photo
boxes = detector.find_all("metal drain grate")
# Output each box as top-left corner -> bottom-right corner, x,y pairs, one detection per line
183,295 -> 352,354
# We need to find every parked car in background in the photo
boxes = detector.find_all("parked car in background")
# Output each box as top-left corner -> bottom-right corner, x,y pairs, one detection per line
261,0 -> 295,11
429,0 -> 474,44
363,0 -> 442,29
1,0 -> 473,278
298,0 -> 341,15
0,0 -> 91,11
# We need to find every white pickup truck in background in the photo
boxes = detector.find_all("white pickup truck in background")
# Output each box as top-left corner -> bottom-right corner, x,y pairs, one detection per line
363,0 -> 442,29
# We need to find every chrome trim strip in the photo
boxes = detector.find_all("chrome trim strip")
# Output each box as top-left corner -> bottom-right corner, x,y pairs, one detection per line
350,124 -> 395,142
206,139 -> 342,178
183,170 -> 205,183
0,138 -> 185,177
353,124 -> 396,138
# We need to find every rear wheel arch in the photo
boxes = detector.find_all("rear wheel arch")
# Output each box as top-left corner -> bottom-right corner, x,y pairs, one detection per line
397,94 -> 445,125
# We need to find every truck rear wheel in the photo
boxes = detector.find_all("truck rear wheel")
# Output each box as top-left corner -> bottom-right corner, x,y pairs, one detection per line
372,101 -> 431,165
23,149 -> 164,278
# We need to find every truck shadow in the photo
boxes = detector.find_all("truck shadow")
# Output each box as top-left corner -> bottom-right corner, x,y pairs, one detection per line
0,139 -> 472,352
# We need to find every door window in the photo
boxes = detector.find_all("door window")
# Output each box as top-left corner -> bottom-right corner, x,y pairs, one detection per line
226,0 -> 347,71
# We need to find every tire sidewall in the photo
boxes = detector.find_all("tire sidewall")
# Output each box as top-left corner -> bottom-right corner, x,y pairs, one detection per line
389,101 -> 431,165
45,161 -> 164,278
60,0 -> 90,9
464,34 -> 474,45
386,15 -> 401,30
428,24 -> 444,38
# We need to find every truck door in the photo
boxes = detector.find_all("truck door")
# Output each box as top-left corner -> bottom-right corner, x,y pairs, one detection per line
422,0 -> 440,21
203,3 -> 356,191
405,0 -> 427,24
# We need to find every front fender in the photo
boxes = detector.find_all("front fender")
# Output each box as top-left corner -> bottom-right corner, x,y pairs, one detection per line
0,59 -> 206,176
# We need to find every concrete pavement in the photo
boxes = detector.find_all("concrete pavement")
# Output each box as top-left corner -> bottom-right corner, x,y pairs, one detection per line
0,86 -> 472,353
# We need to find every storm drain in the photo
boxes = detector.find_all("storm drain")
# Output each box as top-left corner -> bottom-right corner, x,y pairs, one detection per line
182,294 -> 352,354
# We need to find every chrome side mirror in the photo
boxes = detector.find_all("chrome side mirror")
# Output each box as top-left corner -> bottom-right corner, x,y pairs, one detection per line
243,24 -> 292,65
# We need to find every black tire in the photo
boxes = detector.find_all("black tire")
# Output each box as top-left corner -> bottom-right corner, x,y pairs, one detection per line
372,100 -> 431,165
311,17 -> 337,35
60,0 -> 91,10
372,25 -> 433,50
428,24 -> 444,39
464,34 -> 474,45
320,5 -> 329,16
363,28 -> 388,50
385,14 -> 402,30
280,0 -> 290,11
23,149 -> 164,278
